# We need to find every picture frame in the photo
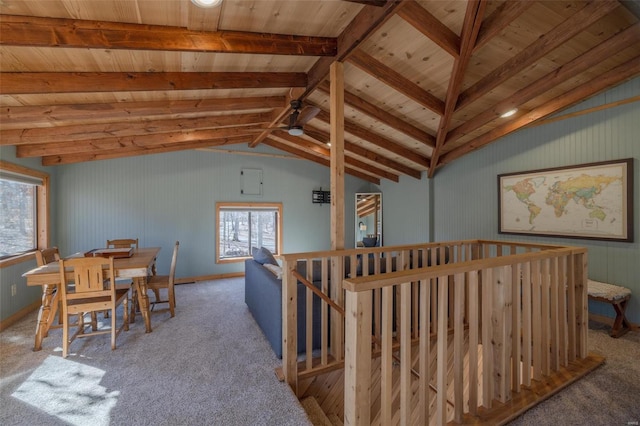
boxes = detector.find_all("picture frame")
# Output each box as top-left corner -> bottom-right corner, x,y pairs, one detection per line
498,158 -> 634,242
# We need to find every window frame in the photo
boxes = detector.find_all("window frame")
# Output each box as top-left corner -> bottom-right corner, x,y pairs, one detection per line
215,202 -> 283,264
0,161 -> 50,267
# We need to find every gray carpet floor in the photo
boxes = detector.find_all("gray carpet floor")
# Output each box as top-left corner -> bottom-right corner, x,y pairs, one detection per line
0,278 -> 311,426
507,321 -> 640,426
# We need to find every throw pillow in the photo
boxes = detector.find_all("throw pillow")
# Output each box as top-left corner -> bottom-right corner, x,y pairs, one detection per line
263,263 -> 283,280
252,246 -> 278,265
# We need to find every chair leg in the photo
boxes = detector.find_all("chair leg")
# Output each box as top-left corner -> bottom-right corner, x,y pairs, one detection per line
169,288 -> 175,317
123,298 -> 130,332
62,312 -> 69,358
111,307 -> 117,350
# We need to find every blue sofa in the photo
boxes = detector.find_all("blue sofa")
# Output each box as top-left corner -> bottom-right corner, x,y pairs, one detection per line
244,258 -> 323,358
244,248 -> 442,358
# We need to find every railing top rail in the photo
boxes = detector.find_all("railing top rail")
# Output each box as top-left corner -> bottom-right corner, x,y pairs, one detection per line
476,239 -> 572,250
280,239 -> 569,262
343,246 -> 587,293
280,239 -> 479,261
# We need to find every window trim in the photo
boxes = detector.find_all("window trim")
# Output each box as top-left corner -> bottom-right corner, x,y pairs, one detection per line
215,202 -> 283,264
0,161 -> 50,268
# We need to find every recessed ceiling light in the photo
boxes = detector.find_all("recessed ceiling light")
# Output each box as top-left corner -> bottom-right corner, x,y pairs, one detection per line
501,109 -> 517,118
191,0 -> 222,8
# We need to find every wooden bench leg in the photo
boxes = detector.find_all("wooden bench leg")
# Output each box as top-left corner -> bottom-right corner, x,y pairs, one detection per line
610,298 -> 631,338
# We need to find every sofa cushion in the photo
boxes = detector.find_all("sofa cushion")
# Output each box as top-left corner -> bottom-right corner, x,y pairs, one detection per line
252,246 -> 278,265
263,263 -> 283,279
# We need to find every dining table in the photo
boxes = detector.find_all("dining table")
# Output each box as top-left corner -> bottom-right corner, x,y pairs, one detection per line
22,247 -> 161,351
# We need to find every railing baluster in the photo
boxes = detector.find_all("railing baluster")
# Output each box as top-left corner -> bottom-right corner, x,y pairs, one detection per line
481,267 -> 493,408
419,277 -> 431,424
453,272 -> 465,423
512,262 -> 521,392
436,275 -> 448,425
558,256 -> 568,367
468,270 -> 479,415
321,257 -> 329,365
344,289 -> 372,426
541,258 -> 550,376
306,258 -> 313,371
550,256 -> 559,372
400,280 -> 412,425
522,261 -> 532,387
381,284 -> 393,426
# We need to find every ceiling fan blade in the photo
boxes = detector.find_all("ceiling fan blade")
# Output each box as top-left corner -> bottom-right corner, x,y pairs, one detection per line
295,106 -> 320,126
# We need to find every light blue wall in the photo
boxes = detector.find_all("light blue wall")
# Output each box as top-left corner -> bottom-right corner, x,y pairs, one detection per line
380,173 -> 431,245
433,77 -> 640,323
54,146 -> 364,277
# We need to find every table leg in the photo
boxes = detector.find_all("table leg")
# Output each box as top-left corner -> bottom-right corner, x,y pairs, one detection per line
34,284 -> 57,351
133,276 -> 152,333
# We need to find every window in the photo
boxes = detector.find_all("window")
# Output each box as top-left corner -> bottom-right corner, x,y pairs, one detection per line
0,161 -> 49,263
216,202 -> 282,263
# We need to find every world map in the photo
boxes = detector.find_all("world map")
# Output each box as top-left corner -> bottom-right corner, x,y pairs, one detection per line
500,164 -> 627,239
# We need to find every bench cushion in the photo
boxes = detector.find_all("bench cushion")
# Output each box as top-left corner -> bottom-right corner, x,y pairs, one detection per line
587,279 -> 631,301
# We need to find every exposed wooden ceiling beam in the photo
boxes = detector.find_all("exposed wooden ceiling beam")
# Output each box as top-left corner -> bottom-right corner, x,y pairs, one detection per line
304,125 -> 422,179
396,0 -> 460,58
1,112 -> 272,145
348,49 -> 445,116
270,131 -> 399,182
1,96 -> 286,130
0,14 -> 337,56
0,72 -> 307,94
264,137 -> 380,185
455,0 -> 621,112
440,55 -> 640,166
318,81 -> 435,148
429,0 -> 486,177
342,0 -> 388,6
315,109 -> 430,169
251,0 -> 404,149
304,0 -> 405,98
42,135 -> 249,166
446,22 -> 640,146
248,90 -> 302,148
473,0 -> 534,51
16,126 -> 264,158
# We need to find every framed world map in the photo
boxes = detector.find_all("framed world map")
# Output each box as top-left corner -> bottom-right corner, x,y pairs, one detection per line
498,158 -> 634,242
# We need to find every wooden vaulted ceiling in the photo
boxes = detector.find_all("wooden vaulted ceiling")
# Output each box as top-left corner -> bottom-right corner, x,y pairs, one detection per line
1,0 -> 639,184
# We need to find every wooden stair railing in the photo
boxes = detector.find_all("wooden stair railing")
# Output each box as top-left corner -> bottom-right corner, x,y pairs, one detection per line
281,240 -> 592,425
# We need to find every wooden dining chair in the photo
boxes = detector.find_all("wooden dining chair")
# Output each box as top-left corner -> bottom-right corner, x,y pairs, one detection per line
34,247 -> 64,332
58,256 -> 129,358
147,241 -> 179,317
35,246 -> 60,266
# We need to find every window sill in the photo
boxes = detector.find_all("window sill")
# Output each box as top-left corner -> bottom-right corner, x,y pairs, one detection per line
0,252 -> 36,268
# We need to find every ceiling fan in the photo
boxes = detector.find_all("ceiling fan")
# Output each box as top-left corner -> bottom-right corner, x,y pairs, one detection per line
255,100 -> 320,136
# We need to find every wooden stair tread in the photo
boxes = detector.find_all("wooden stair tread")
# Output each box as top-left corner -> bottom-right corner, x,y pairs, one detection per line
301,396 -> 334,426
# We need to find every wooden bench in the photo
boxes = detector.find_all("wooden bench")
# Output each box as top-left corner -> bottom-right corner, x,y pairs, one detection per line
587,279 -> 632,338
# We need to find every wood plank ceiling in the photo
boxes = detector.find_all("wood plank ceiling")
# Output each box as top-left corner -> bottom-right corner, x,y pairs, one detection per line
1,0 -> 639,184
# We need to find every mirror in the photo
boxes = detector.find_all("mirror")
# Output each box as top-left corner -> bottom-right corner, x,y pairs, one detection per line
355,192 -> 382,248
